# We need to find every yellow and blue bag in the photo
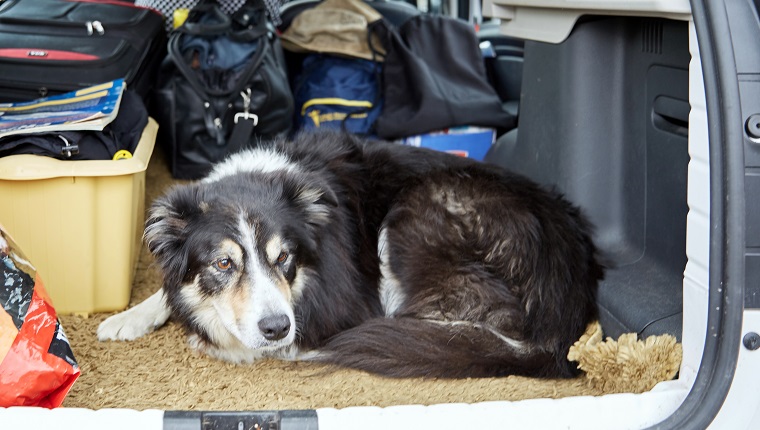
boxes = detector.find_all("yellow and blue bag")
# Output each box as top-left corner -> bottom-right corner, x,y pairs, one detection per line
292,54 -> 382,135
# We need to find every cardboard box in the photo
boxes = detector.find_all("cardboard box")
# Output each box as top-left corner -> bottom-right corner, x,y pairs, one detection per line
0,118 -> 157,314
398,126 -> 496,161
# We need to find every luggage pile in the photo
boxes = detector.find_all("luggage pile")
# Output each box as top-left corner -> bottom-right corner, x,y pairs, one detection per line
0,0 -> 515,173
279,0 -> 514,159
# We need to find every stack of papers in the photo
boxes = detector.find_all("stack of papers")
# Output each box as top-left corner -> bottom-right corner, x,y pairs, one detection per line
0,79 -> 125,139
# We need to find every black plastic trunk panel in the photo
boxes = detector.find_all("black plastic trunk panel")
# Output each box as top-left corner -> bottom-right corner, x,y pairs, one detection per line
486,17 -> 690,341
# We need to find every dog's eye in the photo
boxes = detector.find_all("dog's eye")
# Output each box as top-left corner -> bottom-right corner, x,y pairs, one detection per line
215,258 -> 233,271
277,251 -> 288,264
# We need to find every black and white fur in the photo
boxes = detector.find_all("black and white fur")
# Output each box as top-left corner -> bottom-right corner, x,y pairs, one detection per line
98,130 -> 603,378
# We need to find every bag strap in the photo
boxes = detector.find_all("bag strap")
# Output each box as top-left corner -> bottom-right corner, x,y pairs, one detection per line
167,32 -> 267,99
227,88 -> 258,153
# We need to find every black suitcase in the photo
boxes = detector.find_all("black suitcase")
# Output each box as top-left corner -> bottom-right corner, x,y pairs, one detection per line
0,0 -> 166,102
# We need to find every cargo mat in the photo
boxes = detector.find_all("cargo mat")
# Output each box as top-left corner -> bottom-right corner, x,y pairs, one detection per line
59,147 -> 680,411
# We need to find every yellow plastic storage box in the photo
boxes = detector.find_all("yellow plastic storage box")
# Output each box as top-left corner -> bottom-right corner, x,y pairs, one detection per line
0,118 -> 157,314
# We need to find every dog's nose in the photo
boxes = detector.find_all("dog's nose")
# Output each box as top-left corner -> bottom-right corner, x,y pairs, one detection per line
258,315 -> 291,341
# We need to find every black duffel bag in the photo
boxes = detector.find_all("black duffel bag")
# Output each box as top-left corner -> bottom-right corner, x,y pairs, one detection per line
154,0 -> 294,179
371,15 -> 516,139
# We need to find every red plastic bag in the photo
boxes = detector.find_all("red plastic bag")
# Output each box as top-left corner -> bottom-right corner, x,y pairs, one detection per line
0,226 -> 79,408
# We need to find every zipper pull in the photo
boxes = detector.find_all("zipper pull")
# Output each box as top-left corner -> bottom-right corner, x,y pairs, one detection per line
58,135 -> 79,158
92,21 -> 105,35
86,21 -> 105,36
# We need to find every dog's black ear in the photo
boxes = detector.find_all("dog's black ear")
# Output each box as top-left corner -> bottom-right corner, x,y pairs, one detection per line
144,184 -> 203,285
145,186 -> 190,255
289,175 -> 339,228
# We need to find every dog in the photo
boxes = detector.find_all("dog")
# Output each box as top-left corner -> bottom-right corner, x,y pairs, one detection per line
98,130 -> 603,379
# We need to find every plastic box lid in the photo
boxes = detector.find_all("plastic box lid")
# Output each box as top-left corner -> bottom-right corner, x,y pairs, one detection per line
0,118 -> 155,181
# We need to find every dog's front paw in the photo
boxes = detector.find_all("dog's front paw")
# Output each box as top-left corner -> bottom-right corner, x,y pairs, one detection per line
97,310 -> 153,341
97,289 -> 170,341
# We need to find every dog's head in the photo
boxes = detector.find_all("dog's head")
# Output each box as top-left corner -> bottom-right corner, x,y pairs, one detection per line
144,166 -> 337,354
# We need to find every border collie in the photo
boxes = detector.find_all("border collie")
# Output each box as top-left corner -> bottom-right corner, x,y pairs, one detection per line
98,130 -> 603,378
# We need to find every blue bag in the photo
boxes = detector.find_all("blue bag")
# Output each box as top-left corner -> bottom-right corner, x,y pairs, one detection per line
293,54 -> 382,135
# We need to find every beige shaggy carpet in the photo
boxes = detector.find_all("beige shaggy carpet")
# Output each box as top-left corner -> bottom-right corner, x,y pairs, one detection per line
58,145 -> 681,411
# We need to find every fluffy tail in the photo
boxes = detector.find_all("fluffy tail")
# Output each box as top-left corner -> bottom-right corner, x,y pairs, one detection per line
312,317 -> 571,379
